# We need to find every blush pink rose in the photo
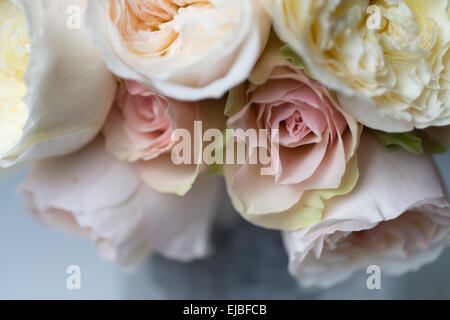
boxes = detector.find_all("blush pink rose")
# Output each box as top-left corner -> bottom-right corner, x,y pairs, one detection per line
224,35 -> 360,230
103,80 -> 226,196
103,80 -> 175,162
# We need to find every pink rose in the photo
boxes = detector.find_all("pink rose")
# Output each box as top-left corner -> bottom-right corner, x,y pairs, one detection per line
224,35 -> 360,230
103,80 -> 177,162
104,80 -> 226,196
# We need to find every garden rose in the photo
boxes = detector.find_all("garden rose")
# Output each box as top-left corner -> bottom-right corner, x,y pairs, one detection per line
0,0 -> 117,167
85,0 -> 270,101
223,35 -> 360,230
283,133 -> 450,287
103,80 -> 226,196
20,138 -> 222,268
265,0 -> 450,132
103,80 -> 175,162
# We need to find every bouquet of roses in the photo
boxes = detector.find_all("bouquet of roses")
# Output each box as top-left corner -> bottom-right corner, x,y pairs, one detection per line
1,0 -> 449,287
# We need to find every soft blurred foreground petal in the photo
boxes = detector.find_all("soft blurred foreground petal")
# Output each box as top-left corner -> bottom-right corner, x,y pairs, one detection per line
283,133 -> 450,287
20,138 -> 222,269
141,170 -> 222,262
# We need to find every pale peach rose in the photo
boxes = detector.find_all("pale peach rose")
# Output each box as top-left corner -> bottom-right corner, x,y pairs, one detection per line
85,0 -> 271,101
283,133 -> 450,287
223,35 -> 361,230
20,138 -> 222,268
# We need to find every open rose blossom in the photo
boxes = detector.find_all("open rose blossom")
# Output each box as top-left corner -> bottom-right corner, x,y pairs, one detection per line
265,0 -> 450,132
283,133 -> 450,288
20,137 -> 222,268
0,0 -> 117,167
223,35 -> 361,230
103,80 -> 226,196
85,0 -> 271,101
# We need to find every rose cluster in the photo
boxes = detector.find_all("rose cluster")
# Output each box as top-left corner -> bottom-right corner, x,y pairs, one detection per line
1,0 -> 449,287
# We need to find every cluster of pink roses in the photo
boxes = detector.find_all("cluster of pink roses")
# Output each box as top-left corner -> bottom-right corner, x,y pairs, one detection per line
1,0 -> 450,287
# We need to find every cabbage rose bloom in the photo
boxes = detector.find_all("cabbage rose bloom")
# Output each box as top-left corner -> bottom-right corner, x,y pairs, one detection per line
0,0 -> 117,167
283,133 -> 450,287
20,138 -> 222,268
85,0 -> 271,101
265,0 -> 450,132
223,35 -> 360,230
103,80 -> 226,196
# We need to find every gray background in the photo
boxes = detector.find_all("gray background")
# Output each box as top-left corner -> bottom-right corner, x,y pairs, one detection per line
0,151 -> 449,299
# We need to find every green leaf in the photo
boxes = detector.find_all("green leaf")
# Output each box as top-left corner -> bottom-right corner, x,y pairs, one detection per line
279,45 -> 314,79
208,163 -> 224,176
207,129 -> 231,177
279,45 -> 306,70
224,84 -> 247,117
416,131 -> 447,154
372,130 -> 423,154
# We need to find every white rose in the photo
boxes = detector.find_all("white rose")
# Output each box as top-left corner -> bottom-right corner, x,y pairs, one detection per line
0,0 -> 117,167
85,0 -> 270,101
266,0 -> 450,132
283,133 -> 450,287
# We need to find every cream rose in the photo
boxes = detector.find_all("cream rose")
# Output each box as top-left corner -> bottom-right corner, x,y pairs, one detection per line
85,0 -> 270,101
283,133 -> 450,287
266,0 -> 450,132
0,0 -> 117,167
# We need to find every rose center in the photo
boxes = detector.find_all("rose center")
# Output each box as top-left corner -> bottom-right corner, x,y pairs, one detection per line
115,0 -> 237,59
367,1 -> 431,49
284,110 -> 307,138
